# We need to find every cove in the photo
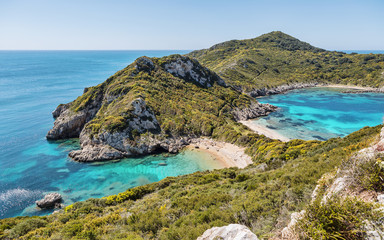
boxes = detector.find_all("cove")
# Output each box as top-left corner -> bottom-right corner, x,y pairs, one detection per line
1,139 -> 224,218
254,87 -> 384,141
0,50 -> 230,219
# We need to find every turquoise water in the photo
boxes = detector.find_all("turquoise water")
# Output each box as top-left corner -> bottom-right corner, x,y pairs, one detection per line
0,50 -> 228,219
341,50 -> 384,54
255,87 -> 384,141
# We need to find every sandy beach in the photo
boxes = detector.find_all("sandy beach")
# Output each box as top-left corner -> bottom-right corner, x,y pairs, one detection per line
186,138 -> 253,169
240,120 -> 290,142
322,84 -> 379,91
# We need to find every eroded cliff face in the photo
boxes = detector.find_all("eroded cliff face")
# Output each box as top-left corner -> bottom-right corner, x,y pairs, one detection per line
47,55 -> 276,162
232,102 -> 277,121
46,93 -> 102,140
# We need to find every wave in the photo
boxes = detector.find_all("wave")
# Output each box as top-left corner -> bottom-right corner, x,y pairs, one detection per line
0,188 -> 43,217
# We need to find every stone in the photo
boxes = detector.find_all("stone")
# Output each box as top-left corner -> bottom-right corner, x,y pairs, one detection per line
36,193 -> 62,209
163,55 -> 226,88
248,83 -> 319,97
281,210 -> 305,239
232,101 -> 277,121
197,224 -> 258,240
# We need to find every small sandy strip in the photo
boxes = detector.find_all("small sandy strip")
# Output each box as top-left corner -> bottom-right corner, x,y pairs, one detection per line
240,120 -> 290,142
187,138 -> 253,169
323,84 -> 378,91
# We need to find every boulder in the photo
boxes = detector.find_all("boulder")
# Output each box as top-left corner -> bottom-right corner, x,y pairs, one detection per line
36,193 -> 62,209
197,224 -> 258,240
232,101 -> 277,121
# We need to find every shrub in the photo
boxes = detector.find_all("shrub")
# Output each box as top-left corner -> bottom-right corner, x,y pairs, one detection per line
298,196 -> 382,240
8,218 -> 47,238
356,157 -> 384,191
104,185 -> 154,205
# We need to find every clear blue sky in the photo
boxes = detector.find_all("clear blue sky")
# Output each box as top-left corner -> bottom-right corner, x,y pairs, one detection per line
0,0 -> 383,50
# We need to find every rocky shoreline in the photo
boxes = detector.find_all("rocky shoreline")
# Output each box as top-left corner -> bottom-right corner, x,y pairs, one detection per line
246,82 -> 384,97
48,96 -> 275,162
47,56 -> 276,162
247,82 -> 320,97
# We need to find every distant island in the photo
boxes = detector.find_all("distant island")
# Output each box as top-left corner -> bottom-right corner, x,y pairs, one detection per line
1,32 -> 384,240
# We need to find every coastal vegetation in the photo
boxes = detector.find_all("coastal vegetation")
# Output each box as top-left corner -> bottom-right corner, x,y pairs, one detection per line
2,32 -> 384,239
189,31 -> 384,92
1,125 -> 382,239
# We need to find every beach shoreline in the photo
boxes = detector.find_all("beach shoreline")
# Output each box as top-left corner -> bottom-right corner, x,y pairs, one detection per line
185,138 -> 253,169
321,84 -> 379,91
240,120 -> 290,142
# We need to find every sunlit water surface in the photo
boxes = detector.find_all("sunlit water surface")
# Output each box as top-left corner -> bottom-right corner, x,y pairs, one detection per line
255,87 -> 384,141
0,50 -> 227,219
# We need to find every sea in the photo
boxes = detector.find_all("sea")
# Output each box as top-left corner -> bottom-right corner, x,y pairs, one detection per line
1,50 -> 383,219
255,87 -> 384,141
0,50 -> 226,219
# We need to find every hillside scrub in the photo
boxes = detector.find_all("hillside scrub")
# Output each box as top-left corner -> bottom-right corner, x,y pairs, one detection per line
1,125 -> 381,239
189,31 -> 384,92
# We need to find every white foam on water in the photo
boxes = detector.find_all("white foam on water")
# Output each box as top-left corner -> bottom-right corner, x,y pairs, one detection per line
0,188 -> 43,216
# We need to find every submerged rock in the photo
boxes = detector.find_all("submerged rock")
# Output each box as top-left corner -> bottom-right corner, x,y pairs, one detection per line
36,193 -> 62,209
197,224 -> 258,240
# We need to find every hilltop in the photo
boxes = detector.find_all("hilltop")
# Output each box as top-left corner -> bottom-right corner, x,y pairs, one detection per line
189,31 -> 384,94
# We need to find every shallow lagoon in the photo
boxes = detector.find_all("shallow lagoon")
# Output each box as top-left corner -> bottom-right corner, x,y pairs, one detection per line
255,87 -> 384,141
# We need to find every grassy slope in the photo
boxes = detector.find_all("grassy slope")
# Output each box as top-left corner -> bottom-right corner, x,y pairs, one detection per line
188,31 -> 384,91
1,125 -> 381,239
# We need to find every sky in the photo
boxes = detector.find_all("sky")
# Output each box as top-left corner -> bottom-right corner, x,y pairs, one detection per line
0,0 -> 383,50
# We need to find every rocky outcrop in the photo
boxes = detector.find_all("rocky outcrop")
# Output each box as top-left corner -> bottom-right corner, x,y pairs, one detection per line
247,82 -> 319,97
36,193 -> 62,209
69,133 -> 191,162
281,210 -> 305,240
47,55 -> 270,162
52,104 -> 69,119
46,91 -> 103,140
197,224 -> 259,240
46,110 -> 94,140
68,98 -> 169,162
163,55 -> 226,88
232,101 -> 277,121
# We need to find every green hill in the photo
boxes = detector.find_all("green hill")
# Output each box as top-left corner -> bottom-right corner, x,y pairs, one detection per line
189,31 -> 384,92
46,54 -> 274,162
1,32 -> 384,239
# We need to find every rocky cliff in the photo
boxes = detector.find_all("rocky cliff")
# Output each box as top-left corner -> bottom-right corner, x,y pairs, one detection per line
47,55 -> 275,161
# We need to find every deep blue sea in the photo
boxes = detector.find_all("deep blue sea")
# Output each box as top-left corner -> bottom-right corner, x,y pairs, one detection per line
341,50 -> 384,54
0,50 -> 228,219
255,87 -> 384,141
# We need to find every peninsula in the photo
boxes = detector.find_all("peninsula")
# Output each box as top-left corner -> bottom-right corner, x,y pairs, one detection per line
2,32 -> 384,240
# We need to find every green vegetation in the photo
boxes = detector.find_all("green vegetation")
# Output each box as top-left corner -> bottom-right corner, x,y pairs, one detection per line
69,55 -> 256,142
1,125 -> 381,239
189,31 -> 384,91
298,196 -> 382,240
2,32 -> 384,239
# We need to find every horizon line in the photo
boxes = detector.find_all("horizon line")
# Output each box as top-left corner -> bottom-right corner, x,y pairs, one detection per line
0,49 -> 383,52
0,49 -> 193,51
